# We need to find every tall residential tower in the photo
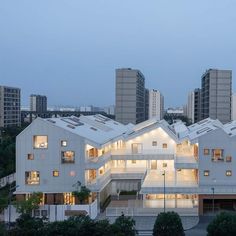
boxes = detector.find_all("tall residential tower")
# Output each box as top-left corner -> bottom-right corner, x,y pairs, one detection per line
0,86 -> 21,127
30,94 -> 47,113
148,89 -> 164,120
201,69 -> 232,123
115,68 -> 145,124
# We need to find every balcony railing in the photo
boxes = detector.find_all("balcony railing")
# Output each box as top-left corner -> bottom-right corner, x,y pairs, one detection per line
111,148 -> 175,155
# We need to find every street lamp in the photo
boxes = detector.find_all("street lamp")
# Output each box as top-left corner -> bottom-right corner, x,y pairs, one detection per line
162,170 -> 166,213
211,187 -> 215,215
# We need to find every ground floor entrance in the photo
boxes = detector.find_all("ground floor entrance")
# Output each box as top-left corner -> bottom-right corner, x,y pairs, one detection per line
199,194 -> 236,215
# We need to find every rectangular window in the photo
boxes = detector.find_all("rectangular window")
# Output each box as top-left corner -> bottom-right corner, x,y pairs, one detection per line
63,193 -> 75,205
204,170 -> 209,176
152,141 -> 157,146
163,163 -> 167,168
226,156 -> 232,162
53,170 -> 59,177
162,143 -> 167,149
226,170 -> 232,176
61,140 -> 67,147
131,143 -> 142,154
33,136 -> 48,149
25,171 -> 40,185
204,149 -> 209,155
61,151 -> 75,163
27,154 -> 34,160
132,160 -> 137,164
212,149 -> 224,161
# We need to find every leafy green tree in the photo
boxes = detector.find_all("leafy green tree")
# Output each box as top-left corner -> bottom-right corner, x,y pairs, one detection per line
72,186 -> 91,204
207,212 -> 236,236
95,219 -> 113,236
0,222 -> 6,236
45,215 -> 96,236
153,211 -> 184,236
111,213 -> 137,236
8,213 -> 45,236
15,192 -> 42,215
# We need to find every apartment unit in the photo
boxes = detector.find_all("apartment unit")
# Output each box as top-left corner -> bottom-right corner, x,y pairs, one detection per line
15,114 -> 236,219
201,69 -> 232,123
149,89 -> 164,120
0,86 -> 21,128
115,68 -> 146,125
30,94 -> 47,113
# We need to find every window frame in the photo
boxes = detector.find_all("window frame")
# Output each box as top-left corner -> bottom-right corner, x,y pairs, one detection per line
226,170 -> 232,176
152,141 -> 157,147
33,135 -> 48,149
61,140 -> 67,147
204,149 -> 210,155
25,171 -> 40,185
27,154 -> 34,160
61,151 -> 75,164
204,170 -> 210,176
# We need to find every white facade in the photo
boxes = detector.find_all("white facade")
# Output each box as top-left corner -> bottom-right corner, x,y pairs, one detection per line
148,89 -> 164,120
15,115 -> 236,219
187,92 -> 194,123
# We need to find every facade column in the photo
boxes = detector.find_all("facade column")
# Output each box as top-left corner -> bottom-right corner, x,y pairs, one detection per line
175,194 -> 177,208
175,170 -> 177,186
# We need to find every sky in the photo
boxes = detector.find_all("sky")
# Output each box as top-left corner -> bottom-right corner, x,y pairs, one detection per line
0,0 -> 236,108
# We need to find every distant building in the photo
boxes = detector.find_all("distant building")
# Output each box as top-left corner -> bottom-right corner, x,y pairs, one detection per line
103,105 -> 115,116
30,94 -> 47,113
145,89 -> 149,120
201,69 -> 232,123
148,89 -> 164,120
115,68 -> 146,124
187,92 -> 194,123
194,88 -> 201,123
0,85 -> 21,127
232,93 -> 236,120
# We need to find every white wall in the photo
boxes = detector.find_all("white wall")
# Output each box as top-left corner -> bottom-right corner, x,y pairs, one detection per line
16,118 -> 86,194
198,128 -> 236,186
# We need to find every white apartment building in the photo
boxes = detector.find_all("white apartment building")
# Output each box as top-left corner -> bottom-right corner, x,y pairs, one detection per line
148,89 -> 164,120
187,92 -> 194,123
14,114 -> 236,220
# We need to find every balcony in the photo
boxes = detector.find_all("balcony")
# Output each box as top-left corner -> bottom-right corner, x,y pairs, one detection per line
175,156 -> 198,169
111,167 -> 146,179
141,170 -> 198,194
85,152 -> 111,169
111,148 -> 175,161
86,170 -> 111,191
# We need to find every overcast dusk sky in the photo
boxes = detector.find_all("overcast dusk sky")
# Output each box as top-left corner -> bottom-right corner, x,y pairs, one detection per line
0,0 -> 236,108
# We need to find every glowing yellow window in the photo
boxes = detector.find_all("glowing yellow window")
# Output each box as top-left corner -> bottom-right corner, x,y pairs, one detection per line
53,170 -> 59,177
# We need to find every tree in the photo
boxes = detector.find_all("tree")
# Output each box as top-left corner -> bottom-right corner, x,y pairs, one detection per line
15,192 -> 42,215
111,213 -> 137,236
8,213 -> 45,236
0,222 -> 6,236
153,211 -> 184,236
72,186 -> 91,204
207,212 -> 236,236
95,219 -> 113,236
45,215 -> 96,236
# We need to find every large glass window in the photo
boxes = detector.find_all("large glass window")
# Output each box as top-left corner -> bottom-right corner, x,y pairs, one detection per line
33,136 -> 48,149
61,151 -> 75,163
25,171 -> 40,185
131,143 -> 142,154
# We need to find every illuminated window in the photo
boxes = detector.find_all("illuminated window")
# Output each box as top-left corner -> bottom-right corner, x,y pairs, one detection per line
163,163 -> 167,168
61,140 -> 67,147
162,143 -> 167,149
33,136 -> 48,149
53,170 -> 59,177
152,141 -> 157,146
226,170 -> 232,176
204,170 -> 209,176
63,193 -> 75,205
212,149 -> 224,161
132,160 -> 137,164
226,156 -> 232,162
25,171 -> 40,185
204,149 -> 209,155
27,154 -> 34,160
61,151 -> 75,163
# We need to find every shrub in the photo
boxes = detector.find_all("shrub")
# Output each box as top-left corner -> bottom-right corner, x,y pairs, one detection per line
153,211 -> 184,236
207,212 -> 236,236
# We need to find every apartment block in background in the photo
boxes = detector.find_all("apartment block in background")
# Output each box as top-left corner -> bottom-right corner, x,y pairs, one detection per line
30,94 -> 47,113
201,69 -> 232,123
149,89 -> 164,120
0,85 -> 21,128
115,68 -> 145,124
